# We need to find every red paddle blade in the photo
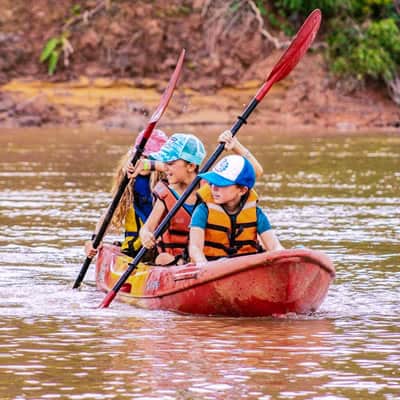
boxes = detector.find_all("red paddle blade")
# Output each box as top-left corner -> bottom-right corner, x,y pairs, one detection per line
149,48 -> 185,124
99,290 -> 116,308
256,9 -> 321,101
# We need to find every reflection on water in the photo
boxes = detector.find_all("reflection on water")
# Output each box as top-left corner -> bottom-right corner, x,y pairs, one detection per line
0,128 -> 399,399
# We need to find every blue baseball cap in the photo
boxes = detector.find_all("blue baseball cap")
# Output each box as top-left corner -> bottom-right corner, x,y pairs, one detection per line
199,155 -> 256,188
148,133 -> 206,166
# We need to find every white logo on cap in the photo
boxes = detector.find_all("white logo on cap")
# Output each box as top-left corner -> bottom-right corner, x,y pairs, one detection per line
215,158 -> 229,173
213,155 -> 244,182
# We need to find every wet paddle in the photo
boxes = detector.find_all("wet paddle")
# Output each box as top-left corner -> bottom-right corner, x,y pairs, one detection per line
72,49 -> 185,289
99,9 -> 322,308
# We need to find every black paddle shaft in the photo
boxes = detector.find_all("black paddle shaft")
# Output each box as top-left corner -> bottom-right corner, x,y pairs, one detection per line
99,10 -> 322,307
72,139 -> 150,289
109,98 -> 260,293
73,49 -> 185,290
152,97 -> 260,240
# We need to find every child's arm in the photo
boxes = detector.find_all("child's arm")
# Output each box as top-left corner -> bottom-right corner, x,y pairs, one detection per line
218,130 -> 264,177
84,208 -> 109,257
125,159 -> 166,178
189,227 -> 208,264
256,207 -> 284,252
189,203 -> 209,264
259,230 -> 284,252
139,199 -> 166,248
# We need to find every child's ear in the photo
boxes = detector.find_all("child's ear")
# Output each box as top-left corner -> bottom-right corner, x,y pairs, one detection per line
239,186 -> 249,195
187,162 -> 197,172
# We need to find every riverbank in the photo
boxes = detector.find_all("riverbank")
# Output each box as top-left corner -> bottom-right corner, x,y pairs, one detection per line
1,53 -> 399,134
1,1 -> 399,135
0,56 -> 400,132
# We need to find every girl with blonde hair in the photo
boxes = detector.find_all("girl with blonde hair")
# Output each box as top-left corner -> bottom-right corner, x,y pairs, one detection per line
85,129 -> 168,258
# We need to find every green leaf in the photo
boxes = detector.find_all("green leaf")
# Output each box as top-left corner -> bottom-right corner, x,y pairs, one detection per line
256,0 -> 267,16
48,50 -> 59,75
40,37 -> 60,62
71,4 -> 81,16
229,0 -> 241,13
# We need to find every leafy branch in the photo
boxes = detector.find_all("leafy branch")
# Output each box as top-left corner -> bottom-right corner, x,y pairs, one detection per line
39,0 -> 110,75
40,34 -> 73,75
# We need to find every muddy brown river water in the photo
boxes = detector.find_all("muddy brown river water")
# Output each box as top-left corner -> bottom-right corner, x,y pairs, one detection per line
0,127 -> 399,399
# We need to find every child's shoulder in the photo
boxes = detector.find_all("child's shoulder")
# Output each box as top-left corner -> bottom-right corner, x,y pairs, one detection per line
153,179 -> 170,197
190,202 -> 208,228
197,183 -> 212,202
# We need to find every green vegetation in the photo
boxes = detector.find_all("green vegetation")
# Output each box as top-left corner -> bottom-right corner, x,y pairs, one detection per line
40,36 -> 62,75
258,0 -> 400,101
38,0 -> 400,103
39,1 -> 103,75
40,33 -> 74,76
329,18 -> 400,83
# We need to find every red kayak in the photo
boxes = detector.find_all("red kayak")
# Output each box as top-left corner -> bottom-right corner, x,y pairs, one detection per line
95,244 -> 335,317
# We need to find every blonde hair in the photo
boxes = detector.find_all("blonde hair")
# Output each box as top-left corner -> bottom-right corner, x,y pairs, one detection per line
110,151 -> 162,231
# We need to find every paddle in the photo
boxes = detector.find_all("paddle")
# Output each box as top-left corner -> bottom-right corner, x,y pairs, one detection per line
98,9 -> 322,308
72,49 -> 186,289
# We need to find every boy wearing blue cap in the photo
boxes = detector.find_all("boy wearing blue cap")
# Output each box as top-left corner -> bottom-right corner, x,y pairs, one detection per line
189,155 -> 284,265
139,133 -> 207,265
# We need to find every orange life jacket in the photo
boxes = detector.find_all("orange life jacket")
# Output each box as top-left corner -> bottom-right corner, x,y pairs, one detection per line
153,181 -> 192,257
197,184 -> 261,260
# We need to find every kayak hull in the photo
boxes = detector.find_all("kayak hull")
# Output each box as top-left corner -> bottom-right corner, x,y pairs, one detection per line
95,244 -> 335,316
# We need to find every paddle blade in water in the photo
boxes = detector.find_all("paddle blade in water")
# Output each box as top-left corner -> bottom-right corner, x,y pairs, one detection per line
99,290 -> 116,308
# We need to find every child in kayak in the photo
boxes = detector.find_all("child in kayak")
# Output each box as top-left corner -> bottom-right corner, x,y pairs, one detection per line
84,129 -> 168,259
189,154 -> 284,264
139,133 -> 206,265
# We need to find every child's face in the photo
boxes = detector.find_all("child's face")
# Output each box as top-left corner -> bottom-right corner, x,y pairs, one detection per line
165,159 -> 194,184
210,184 -> 248,205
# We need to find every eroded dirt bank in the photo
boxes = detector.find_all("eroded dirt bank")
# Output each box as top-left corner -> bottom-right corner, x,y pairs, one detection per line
1,53 -> 399,134
0,0 -> 399,133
